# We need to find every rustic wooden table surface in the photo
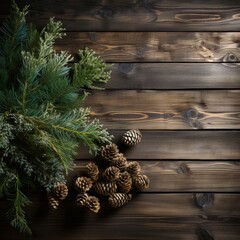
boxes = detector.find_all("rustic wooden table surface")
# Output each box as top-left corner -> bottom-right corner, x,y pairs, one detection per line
1,0 -> 240,239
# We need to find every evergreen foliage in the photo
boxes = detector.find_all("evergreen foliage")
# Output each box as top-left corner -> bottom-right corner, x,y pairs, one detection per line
0,2 -> 112,234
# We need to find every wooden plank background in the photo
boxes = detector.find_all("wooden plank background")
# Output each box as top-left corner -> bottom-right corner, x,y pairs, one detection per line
1,0 -> 240,239
56,32 -> 240,62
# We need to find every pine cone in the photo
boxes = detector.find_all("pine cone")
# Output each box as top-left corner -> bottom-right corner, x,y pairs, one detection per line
103,166 -> 121,182
75,176 -> 93,192
101,143 -> 119,161
117,171 -> 132,193
111,153 -> 128,171
127,161 -> 141,176
48,194 -> 59,210
84,162 -> 99,181
53,183 -> 68,200
108,193 -> 132,208
85,196 -> 100,213
93,181 -> 117,196
133,175 -> 150,191
76,193 -> 89,207
122,129 -> 142,146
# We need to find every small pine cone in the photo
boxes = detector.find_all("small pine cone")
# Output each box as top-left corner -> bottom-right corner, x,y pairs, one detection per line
48,194 -> 59,210
122,129 -> 142,146
93,181 -> 117,196
117,171 -> 132,193
111,153 -> 128,171
76,193 -> 89,207
53,183 -> 68,200
75,176 -> 93,192
103,166 -> 121,182
101,143 -> 119,161
84,162 -> 99,181
108,193 -> 132,208
112,153 -> 127,162
85,196 -> 100,213
127,161 -> 141,176
133,175 -> 150,191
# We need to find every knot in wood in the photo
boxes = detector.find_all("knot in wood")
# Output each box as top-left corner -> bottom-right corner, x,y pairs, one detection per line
195,226 -> 215,240
186,108 -> 199,120
136,45 -> 147,58
137,0 -> 155,9
176,162 -> 191,175
97,7 -> 114,20
194,193 -> 214,209
118,63 -> 135,74
183,108 -> 202,129
88,33 -> 99,42
223,52 -> 239,62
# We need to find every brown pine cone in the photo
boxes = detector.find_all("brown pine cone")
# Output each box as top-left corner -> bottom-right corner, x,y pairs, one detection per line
127,161 -> 141,176
85,196 -> 100,213
108,193 -> 132,208
75,176 -> 93,192
76,193 -> 89,207
111,153 -> 128,171
101,143 -> 119,161
84,162 -> 99,181
93,181 -> 117,196
53,183 -> 68,200
133,175 -> 150,191
117,171 -> 132,193
103,166 -> 121,182
48,194 -> 59,210
122,129 -> 142,146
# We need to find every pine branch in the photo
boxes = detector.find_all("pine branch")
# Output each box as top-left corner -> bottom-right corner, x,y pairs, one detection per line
23,109 -> 113,155
5,171 -> 32,235
39,17 -> 65,59
0,1 -> 28,90
37,130 -> 71,174
19,51 -> 46,114
0,2 -> 113,235
73,48 -> 112,89
0,168 -> 15,198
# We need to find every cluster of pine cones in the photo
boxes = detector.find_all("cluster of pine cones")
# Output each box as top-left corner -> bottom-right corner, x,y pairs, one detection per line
48,130 -> 149,213
74,130 -> 149,213
48,183 -> 68,210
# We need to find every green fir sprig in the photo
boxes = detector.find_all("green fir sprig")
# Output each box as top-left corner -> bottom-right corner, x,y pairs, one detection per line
0,1 -> 112,234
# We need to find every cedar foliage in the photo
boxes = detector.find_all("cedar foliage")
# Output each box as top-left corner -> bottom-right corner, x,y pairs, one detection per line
0,2 -> 112,234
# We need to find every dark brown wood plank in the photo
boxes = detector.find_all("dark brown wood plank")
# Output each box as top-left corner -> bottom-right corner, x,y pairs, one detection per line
1,0 -> 240,31
77,130 -> 240,160
2,221 -> 240,240
84,90 -> 240,130
55,32 -> 240,62
70,161 -> 240,192
106,63 -> 240,89
1,194 -> 240,239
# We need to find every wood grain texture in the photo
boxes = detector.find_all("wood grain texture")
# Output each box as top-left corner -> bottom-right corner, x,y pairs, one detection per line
84,90 -> 240,129
2,223 -> 240,240
1,194 -> 240,240
107,63 -> 240,89
1,1 -> 240,239
77,130 -> 240,160
69,161 -> 240,192
55,32 -> 240,62
1,0 -> 240,31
